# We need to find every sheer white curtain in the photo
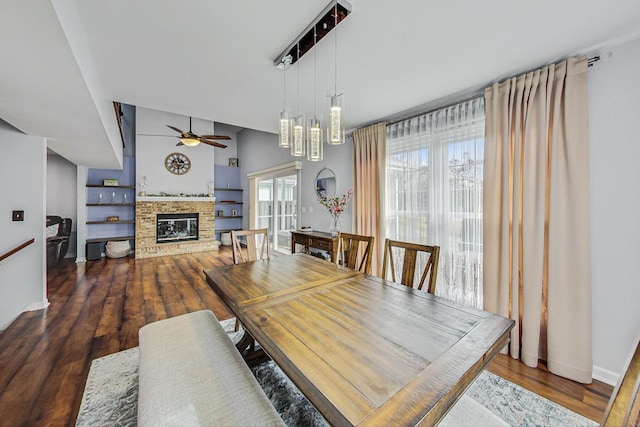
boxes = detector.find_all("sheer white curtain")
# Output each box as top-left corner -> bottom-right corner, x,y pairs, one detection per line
386,97 -> 485,308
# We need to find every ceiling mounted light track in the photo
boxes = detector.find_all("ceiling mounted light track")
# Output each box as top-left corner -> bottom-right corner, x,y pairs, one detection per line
273,0 -> 352,69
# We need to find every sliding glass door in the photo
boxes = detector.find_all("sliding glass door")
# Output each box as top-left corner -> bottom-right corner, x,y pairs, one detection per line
250,163 -> 301,254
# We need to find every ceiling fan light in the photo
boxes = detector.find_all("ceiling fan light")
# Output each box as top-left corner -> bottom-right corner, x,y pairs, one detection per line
181,137 -> 200,146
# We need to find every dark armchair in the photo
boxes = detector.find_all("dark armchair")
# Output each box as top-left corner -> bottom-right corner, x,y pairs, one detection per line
46,215 -> 72,267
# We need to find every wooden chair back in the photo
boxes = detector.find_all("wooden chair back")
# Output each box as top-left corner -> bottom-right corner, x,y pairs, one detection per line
231,229 -> 271,264
602,336 -> 640,426
336,232 -> 374,275
381,239 -> 440,293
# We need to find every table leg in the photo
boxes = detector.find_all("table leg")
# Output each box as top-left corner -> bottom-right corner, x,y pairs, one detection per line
235,330 -> 269,368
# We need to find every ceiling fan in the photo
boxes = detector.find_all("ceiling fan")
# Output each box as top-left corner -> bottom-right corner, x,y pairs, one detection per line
140,117 -> 230,148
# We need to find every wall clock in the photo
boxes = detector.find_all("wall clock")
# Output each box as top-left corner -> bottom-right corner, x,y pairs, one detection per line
165,152 -> 191,175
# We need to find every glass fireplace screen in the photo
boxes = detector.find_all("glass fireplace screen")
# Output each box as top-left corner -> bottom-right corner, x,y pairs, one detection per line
156,213 -> 199,243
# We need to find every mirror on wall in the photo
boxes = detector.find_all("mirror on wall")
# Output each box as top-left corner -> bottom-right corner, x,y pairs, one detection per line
315,168 -> 336,198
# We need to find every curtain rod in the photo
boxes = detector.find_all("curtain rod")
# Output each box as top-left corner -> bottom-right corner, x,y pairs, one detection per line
386,55 -> 600,127
385,92 -> 484,127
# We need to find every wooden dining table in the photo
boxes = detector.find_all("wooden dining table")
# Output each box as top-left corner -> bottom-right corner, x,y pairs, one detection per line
204,253 -> 514,426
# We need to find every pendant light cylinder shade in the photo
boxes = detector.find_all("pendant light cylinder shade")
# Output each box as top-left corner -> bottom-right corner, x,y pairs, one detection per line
279,108 -> 291,148
327,92 -> 345,144
291,112 -> 306,157
307,116 -> 323,161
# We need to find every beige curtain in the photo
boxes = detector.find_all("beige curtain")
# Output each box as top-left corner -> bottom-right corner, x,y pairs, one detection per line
484,57 -> 592,383
353,123 -> 386,276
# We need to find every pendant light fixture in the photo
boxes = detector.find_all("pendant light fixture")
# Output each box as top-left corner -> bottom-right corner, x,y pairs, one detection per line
327,0 -> 345,145
273,0 -> 351,155
291,44 -> 306,157
307,28 -> 323,162
278,56 -> 292,148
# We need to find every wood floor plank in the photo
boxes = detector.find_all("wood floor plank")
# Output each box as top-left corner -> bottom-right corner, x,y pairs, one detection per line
0,247 -> 613,426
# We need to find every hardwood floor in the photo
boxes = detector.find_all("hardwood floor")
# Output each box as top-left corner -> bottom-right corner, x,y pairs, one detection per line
0,248 -> 612,426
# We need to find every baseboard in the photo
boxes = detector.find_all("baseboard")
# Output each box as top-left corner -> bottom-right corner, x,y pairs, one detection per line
24,300 -> 49,312
1,300 -> 51,330
593,364 -> 619,386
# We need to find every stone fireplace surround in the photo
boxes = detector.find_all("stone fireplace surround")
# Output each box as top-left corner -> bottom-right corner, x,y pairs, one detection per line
136,197 -> 218,259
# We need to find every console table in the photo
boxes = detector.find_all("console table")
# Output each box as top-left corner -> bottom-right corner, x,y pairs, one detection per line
290,230 -> 339,262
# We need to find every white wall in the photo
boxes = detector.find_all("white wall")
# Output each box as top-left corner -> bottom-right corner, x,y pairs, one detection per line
588,38 -> 640,384
46,152 -> 77,257
136,107 -> 238,195
0,122 -> 48,330
237,129 -> 354,232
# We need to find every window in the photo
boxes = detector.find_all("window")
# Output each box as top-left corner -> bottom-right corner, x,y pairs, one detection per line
386,97 -> 485,308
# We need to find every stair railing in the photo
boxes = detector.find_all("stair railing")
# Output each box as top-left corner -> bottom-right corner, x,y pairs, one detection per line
0,238 -> 35,264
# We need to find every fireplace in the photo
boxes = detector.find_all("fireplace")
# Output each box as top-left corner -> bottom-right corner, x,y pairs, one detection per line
156,213 -> 199,244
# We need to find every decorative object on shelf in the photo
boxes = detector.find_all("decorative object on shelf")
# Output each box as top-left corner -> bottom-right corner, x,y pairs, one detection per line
107,216 -> 120,222
123,193 -> 127,204
221,232 -> 232,246
98,193 -> 103,204
314,187 -> 353,236
139,176 -> 147,196
165,152 -> 191,175
208,181 -> 214,197
217,210 -> 224,217
111,191 -> 116,203
103,179 -> 119,186
105,240 -> 130,258
143,192 -> 211,197
231,209 -> 238,217
229,158 -> 239,167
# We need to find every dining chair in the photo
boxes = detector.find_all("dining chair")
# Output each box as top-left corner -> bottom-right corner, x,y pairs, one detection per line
381,238 -> 440,293
336,232 -> 375,275
230,229 -> 271,264
601,335 -> 640,426
230,228 -> 271,335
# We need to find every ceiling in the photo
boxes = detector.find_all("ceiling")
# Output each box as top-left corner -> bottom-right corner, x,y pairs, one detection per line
2,0 -> 640,169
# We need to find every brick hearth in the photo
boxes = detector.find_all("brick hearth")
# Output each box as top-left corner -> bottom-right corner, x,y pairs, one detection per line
135,197 -> 218,259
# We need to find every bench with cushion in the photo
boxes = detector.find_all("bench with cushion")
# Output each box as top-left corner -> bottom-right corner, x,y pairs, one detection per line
137,310 -> 285,426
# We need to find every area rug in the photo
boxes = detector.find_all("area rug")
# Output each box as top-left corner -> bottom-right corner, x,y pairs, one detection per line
77,319 -> 598,427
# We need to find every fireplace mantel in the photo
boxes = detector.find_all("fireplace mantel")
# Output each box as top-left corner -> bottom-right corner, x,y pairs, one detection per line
137,196 -> 214,202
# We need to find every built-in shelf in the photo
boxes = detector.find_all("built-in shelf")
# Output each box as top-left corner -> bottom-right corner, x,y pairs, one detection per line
87,203 -> 136,207
86,184 -> 136,189
215,228 -> 242,234
86,220 -> 136,225
214,166 -> 243,238
86,235 -> 135,244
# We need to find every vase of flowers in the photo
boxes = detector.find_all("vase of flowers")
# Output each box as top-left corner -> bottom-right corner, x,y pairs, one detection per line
315,188 -> 354,237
